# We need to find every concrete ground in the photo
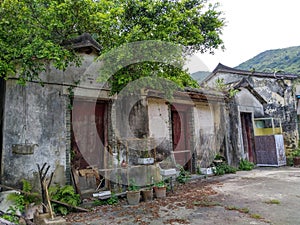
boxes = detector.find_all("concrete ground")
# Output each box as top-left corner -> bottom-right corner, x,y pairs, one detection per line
65,167 -> 300,225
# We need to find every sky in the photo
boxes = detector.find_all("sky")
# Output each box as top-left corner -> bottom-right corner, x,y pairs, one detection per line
187,0 -> 300,72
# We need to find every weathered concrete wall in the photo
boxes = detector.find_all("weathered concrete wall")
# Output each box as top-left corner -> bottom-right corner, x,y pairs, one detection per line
206,72 -> 298,162
193,102 -> 226,167
253,78 -> 298,149
235,89 -> 264,118
1,51 -> 109,189
147,99 -> 173,161
2,80 -> 68,189
226,88 -> 265,166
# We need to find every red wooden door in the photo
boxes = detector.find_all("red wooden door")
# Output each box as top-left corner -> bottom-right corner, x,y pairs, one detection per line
171,105 -> 191,171
241,112 -> 256,163
72,100 -> 107,170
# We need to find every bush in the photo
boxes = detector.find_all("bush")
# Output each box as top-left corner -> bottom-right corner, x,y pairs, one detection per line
49,185 -> 80,215
214,163 -> 237,176
238,159 -> 254,171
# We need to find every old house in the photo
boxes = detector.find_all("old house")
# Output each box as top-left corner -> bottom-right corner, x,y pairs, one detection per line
202,63 -> 298,166
0,34 -> 226,194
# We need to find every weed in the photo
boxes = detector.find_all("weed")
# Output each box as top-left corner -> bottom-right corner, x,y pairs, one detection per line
264,199 -> 280,204
286,148 -> 300,166
214,163 -> 237,175
176,165 -> 191,184
251,213 -> 263,219
238,159 -> 254,171
94,193 -> 119,206
193,200 -> 221,207
1,179 -> 40,223
49,185 -> 80,215
225,205 -> 249,213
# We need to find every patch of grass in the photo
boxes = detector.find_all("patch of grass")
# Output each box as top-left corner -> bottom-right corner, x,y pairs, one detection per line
193,200 -> 221,207
250,213 -> 263,219
264,199 -> 280,205
225,205 -> 249,213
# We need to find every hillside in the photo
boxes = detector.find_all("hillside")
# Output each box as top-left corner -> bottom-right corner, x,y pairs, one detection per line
190,71 -> 211,83
236,46 -> 300,74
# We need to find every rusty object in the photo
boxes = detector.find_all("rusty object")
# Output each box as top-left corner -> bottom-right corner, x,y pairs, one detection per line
293,157 -> 300,167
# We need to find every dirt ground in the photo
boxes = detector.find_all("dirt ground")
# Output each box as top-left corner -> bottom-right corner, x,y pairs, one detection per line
65,167 -> 300,225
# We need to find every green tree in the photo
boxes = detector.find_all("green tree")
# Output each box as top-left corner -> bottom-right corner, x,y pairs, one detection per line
0,0 -> 224,92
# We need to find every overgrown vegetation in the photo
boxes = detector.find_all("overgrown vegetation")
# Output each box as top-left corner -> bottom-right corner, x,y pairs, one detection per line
286,148 -> 300,166
212,155 -> 237,176
238,159 -> 255,171
176,165 -> 191,184
49,185 -> 80,215
1,180 -> 40,224
93,193 -> 119,206
213,162 -> 237,176
0,0 -> 225,94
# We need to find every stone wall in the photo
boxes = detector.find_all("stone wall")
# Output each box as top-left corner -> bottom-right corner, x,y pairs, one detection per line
2,80 -> 68,189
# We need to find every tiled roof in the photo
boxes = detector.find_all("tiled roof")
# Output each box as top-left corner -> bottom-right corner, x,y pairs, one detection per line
204,63 -> 298,82
62,33 -> 101,52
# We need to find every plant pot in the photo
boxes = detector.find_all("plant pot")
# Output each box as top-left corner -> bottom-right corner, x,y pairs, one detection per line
141,189 -> 153,202
126,190 -> 141,205
137,158 -> 154,165
293,157 -> 300,167
154,186 -> 166,198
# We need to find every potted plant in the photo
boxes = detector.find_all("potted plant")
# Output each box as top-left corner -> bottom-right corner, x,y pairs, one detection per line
137,149 -> 154,165
141,184 -> 153,202
126,179 -> 141,205
153,180 -> 166,198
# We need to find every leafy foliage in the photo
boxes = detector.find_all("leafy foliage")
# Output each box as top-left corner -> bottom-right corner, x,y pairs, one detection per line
2,179 -> 40,223
127,179 -> 140,191
93,193 -> 119,206
154,180 -> 165,188
286,148 -> 300,166
236,45 -> 300,74
0,0 -> 225,93
49,185 -> 80,215
176,165 -> 191,184
213,162 -> 237,176
238,159 -> 254,171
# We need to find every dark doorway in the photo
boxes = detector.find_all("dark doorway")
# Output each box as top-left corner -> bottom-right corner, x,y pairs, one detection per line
240,112 -> 256,163
171,104 -> 192,171
71,100 -> 107,170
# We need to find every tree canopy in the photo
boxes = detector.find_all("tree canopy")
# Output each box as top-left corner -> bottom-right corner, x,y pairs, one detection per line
0,0 -> 225,92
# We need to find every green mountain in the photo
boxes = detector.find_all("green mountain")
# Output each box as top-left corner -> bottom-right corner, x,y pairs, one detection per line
235,46 -> 300,74
191,71 -> 211,83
